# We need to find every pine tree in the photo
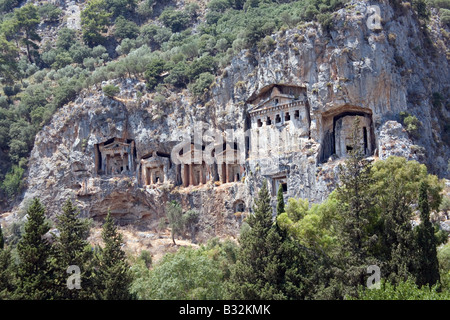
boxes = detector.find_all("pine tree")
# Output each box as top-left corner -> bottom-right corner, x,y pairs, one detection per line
227,180 -> 274,299
415,181 -> 440,287
0,224 -> 16,299
334,117 -> 378,298
0,247 -> 15,299
95,211 -> 133,300
53,199 -> 94,299
276,183 -> 285,216
14,198 -> 53,299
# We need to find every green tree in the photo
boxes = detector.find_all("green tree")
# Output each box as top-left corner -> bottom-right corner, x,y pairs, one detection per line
131,246 -> 226,299
114,16 -> 139,39
276,183 -> 285,215
56,28 -> 77,51
227,180 -> 276,299
144,57 -> 166,90
159,8 -> 190,32
354,278 -> 450,300
437,242 -> 450,291
0,246 -> 15,299
166,200 -> 184,245
13,4 -> 41,63
1,163 -> 24,198
189,72 -> 215,96
105,0 -> 137,18
276,195 -> 338,253
38,3 -> 62,22
14,198 -> 54,299
95,212 -> 133,299
368,156 -> 444,285
81,0 -> 112,46
333,117 -> 378,298
52,199 -> 93,300
0,0 -> 18,14
183,209 -> 199,243
228,180 -> 319,299
415,181 -> 441,287
0,34 -> 18,84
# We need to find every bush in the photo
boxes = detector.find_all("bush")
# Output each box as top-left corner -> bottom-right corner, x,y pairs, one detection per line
432,0 -> 450,9
354,279 -> 450,300
130,246 -> 226,299
399,112 -> 421,138
1,164 -> 25,197
190,72 -> 215,96
138,250 -> 152,267
114,16 -> 139,39
102,84 -> 120,98
440,8 -> 450,26
0,0 -> 18,13
144,58 -> 166,89
159,8 -> 190,32
57,28 -> 77,51
38,3 -> 62,22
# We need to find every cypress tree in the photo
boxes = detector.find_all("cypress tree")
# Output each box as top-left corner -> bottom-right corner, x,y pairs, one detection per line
0,249 -> 14,299
14,198 -> 53,300
276,183 -> 285,216
53,199 -> 94,299
416,181 -> 440,287
95,211 -> 133,300
228,180 -> 317,299
0,224 -> 15,299
374,178 -> 418,285
227,180 -> 274,299
334,117 -> 378,298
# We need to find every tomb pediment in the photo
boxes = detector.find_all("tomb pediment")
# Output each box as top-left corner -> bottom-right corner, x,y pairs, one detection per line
247,84 -> 307,117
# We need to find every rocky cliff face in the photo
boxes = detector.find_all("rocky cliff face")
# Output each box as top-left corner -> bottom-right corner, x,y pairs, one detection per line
13,1 -> 450,240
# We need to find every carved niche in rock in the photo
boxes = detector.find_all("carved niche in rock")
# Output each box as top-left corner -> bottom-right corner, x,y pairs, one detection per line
319,106 -> 375,163
94,138 -> 136,176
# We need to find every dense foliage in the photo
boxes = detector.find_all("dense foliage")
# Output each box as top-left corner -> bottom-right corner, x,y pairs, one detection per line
0,199 -> 133,299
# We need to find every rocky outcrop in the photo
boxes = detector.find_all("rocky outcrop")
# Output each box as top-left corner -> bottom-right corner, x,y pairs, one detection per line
13,1 -> 450,240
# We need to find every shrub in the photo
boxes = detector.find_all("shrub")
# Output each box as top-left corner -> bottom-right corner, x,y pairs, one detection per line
159,8 -> 190,32
138,250 -> 152,267
102,84 -> 120,98
144,58 -> 166,89
440,8 -> 450,26
38,3 -> 62,22
1,164 -> 25,197
399,112 -> 421,138
354,279 -> 450,300
114,16 -> 139,39
190,72 -> 215,96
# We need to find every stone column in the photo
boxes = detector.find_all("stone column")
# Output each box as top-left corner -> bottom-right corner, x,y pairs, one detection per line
183,164 -> 189,187
189,164 -> 194,186
226,164 -> 230,183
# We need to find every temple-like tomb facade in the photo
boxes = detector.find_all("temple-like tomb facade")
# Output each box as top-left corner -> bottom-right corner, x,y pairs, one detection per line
247,84 -> 310,158
95,138 -> 136,176
140,151 -> 170,185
